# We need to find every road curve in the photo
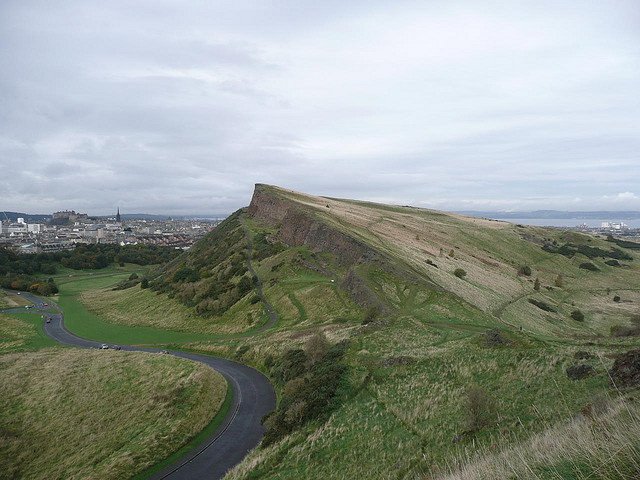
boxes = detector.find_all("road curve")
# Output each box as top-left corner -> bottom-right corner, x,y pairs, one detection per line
3,291 -> 275,480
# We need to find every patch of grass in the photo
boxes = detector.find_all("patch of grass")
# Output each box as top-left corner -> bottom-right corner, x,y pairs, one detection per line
0,312 -> 57,353
441,397 -> 640,480
134,380 -> 233,479
0,348 -> 226,479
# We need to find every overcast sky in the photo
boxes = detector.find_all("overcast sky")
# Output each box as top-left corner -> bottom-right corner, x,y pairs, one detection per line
1,1 -> 639,215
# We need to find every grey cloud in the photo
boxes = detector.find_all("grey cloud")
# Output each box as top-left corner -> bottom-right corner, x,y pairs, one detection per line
1,0 -> 639,215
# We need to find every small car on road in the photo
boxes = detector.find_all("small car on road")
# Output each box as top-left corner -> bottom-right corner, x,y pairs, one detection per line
46,318 -> 51,324
100,344 -> 109,349
112,345 -> 122,350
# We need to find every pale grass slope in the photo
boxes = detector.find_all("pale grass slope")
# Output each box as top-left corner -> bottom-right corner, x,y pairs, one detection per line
437,397 -> 640,480
262,185 -> 640,337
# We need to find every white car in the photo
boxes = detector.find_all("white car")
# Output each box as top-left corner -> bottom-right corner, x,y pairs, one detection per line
100,344 -> 109,349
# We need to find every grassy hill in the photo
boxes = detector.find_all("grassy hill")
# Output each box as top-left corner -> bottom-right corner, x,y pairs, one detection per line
0,348 -> 226,480
73,184 -> 640,479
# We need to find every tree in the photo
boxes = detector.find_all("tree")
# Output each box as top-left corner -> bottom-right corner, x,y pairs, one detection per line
140,278 -> 149,289
534,277 -> 541,291
554,275 -> 564,288
454,268 -> 467,279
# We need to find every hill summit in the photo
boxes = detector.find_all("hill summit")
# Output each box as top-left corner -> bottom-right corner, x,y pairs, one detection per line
143,183 -> 640,479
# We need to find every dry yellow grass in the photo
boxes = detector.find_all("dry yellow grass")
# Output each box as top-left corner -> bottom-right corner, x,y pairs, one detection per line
437,397 -> 640,480
0,348 -> 226,479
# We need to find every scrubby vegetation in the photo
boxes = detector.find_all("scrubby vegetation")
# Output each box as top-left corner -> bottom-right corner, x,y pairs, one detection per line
543,241 -> 633,261
262,335 -> 349,445
0,244 -> 179,276
528,298 -> 557,312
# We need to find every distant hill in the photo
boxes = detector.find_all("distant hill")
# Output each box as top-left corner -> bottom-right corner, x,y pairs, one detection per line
0,211 -> 51,223
459,210 -> 640,219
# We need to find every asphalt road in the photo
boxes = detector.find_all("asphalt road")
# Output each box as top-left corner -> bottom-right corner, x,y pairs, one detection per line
2,290 -> 276,480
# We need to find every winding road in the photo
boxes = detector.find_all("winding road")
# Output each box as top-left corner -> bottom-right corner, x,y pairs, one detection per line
2,290 -> 276,480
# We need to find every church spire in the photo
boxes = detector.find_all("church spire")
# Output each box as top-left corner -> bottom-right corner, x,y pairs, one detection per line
116,207 -> 121,223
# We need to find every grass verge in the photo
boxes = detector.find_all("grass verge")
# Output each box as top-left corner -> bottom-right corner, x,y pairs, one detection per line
134,382 -> 233,479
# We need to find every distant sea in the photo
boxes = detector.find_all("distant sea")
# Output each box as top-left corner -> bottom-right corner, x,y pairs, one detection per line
489,218 -> 640,228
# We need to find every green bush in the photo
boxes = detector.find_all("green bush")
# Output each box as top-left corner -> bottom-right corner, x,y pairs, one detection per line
570,309 -> 585,321
518,265 -> 532,276
528,298 -> 557,312
454,268 -> 467,279
579,262 -> 599,272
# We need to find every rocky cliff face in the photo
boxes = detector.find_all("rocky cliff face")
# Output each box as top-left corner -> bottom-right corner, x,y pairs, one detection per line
246,184 -> 292,224
247,184 -> 378,267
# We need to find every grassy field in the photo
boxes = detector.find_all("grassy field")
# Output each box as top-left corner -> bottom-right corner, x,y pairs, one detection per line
0,348 -> 227,480
0,312 -> 57,353
56,273 -> 222,344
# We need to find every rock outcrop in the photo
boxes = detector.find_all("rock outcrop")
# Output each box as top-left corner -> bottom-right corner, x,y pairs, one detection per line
247,184 -> 378,267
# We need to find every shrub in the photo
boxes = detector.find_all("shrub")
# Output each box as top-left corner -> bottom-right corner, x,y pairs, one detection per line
485,329 -> 509,346
454,268 -> 467,279
570,309 -> 585,321
554,275 -> 564,288
237,275 -> 253,296
534,278 -> 540,291
528,298 -> 557,312
605,259 -> 621,267
463,385 -> 496,432
613,295 -> 621,302
566,364 -> 595,380
128,273 -> 139,281
518,265 -> 532,276
173,266 -> 199,283
263,341 -> 349,445
362,305 -> 381,325
579,262 -> 599,271
140,278 -> 149,289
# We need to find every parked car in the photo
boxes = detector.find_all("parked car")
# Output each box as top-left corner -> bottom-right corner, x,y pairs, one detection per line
112,345 -> 122,350
100,344 -> 109,349
160,350 -> 169,354
46,318 -> 51,324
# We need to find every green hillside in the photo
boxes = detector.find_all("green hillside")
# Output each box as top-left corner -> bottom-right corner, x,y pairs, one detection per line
75,184 -> 640,479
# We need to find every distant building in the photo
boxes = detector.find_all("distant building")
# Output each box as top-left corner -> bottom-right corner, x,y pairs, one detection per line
116,207 -> 121,223
52,210 -> 88,224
